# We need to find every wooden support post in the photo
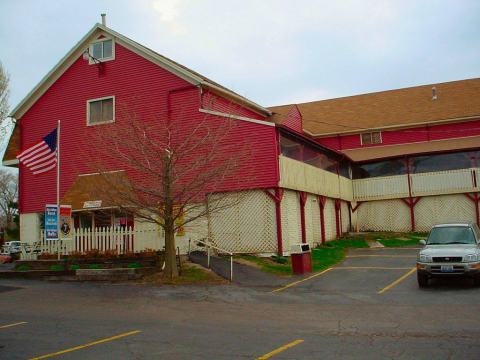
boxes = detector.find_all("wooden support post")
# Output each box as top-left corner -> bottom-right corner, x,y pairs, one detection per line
299,192 -> 308,244
465,193 -> 480,226
318,195 -> 327,244
334,199 -> 341,238
265,188 -> 285,256
401,197 -> 422,232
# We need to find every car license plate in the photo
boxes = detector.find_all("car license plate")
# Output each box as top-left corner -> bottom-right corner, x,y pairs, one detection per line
441,265 -> 454,272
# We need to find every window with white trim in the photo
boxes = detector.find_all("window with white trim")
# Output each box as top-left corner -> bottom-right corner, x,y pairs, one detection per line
89,38 -> 114,63
360,132 -> 382,145
87,97 -> 115,125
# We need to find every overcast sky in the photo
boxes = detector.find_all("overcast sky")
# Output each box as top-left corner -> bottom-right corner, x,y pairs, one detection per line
1,0 -> 480,165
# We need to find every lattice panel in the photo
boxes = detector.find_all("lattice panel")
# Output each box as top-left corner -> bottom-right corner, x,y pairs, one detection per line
357,199 -> 411,232
341,201 -> 350,234
281,190 -> 302,253
415,194 -> 475,232
210,190 -> 277,253
324,198 -> 337,241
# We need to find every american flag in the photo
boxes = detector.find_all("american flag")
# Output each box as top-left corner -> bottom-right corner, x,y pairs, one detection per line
17,128 -> 58,175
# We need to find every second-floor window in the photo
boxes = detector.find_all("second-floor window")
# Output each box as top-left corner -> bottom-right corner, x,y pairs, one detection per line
360,131 -> 382,145
87,96 -> 115,125
90,38 -> 114,63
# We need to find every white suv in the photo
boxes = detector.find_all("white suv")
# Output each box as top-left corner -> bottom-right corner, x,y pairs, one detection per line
417,223 -> 480,287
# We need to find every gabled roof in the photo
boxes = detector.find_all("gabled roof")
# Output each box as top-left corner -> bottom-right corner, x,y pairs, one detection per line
268,78 -> 480,136
3,23 -> 272,165
9,23 -> 271,121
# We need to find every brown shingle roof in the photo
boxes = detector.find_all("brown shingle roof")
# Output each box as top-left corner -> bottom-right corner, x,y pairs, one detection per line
344,136 -> 480,162
268,78 -> 480,136
62,171 -> 134,211
2,123 -> 20,164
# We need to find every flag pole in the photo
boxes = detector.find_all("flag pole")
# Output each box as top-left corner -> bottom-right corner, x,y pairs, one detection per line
57,120 -> 61,260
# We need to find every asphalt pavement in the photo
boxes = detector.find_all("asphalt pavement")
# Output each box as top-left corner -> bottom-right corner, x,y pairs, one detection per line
1,247 -> 480,359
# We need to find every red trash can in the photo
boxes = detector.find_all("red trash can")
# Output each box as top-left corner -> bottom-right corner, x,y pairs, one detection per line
290,243 -> 312,275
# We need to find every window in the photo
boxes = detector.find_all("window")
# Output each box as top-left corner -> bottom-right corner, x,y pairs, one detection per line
352,159 -> 407,179
279,134 -> 348,177
360,132 -> 382,145
411,151 -> 473,174
87,97 -> 115,125
89,38 -> 114,63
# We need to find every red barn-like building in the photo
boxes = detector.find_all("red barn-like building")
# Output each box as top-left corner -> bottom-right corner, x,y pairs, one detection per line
3,21 -> 480,255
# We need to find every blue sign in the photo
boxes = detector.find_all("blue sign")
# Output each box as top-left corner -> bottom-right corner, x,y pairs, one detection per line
45,204 -> 58,240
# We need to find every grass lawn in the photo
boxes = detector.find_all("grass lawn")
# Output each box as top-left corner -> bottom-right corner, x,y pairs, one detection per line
369,232 -> 427,247
237,231 -> 428,276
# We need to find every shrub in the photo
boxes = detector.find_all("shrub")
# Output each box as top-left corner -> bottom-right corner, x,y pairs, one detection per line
49,264 -> 65,271
16,264 -> 30,271
38,252 -> 58,260
127,262 -> 142,269
88,264 -> 103,269
139,249 -> 157,257
69,264 -> 81,271
271,255 -> 288,264
85,249 -> 101,258
103,249 -> 118,259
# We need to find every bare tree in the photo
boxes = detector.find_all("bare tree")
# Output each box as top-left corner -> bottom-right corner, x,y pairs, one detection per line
0,61 -> 10,138
84,105 -> 254,279
0,170 -> 18,230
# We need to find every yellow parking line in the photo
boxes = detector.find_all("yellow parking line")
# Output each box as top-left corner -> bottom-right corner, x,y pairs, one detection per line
335,267 -> 411,270
377,267 -> 417,294
29,330 -> 141,360
256,339 -> 304,359
0,321 -> 27,329
271,268 -> 333,293
347,255 -> 416,258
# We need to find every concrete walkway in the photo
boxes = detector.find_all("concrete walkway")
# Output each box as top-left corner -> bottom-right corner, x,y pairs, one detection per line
188,251 -> 289,288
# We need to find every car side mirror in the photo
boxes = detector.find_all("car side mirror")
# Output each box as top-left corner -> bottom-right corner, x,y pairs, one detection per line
419,239 -> 426,246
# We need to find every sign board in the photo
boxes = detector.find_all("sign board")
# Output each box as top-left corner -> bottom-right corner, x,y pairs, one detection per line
45,204 -> 58,240
59,205 -> 72,240
83,200 -> 102,209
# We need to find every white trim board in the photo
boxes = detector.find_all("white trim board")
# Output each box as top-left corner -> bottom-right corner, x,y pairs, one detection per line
199,109 -> 275,127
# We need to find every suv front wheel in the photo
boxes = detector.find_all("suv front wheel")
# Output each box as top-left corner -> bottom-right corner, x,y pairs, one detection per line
417,272 -> 429,288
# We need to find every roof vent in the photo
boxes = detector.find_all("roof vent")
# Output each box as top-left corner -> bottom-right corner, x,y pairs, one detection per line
101,13 -> 106,26
432,86 -> 437,100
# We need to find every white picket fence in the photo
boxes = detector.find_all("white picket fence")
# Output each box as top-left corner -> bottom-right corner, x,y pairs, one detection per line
25,226 -> 164,259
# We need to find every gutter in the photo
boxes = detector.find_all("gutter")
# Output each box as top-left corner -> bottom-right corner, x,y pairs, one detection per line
202,82 -> 272,117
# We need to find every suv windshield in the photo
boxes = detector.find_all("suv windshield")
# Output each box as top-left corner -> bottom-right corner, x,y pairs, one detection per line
427,226 -> 477,245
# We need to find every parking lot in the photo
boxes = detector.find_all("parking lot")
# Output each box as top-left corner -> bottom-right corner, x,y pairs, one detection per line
1,247 -> 480,359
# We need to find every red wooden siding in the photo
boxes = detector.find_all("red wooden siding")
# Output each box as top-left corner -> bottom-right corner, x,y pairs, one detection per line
316,118 -> 480,151
18,44 -> 278,213
282,105 -> 303,133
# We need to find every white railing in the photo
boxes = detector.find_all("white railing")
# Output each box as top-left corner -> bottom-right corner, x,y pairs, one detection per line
353,174 -> 409,201
189,237 -> 233,281
21,226 -> 163,259
411,168 -> 477,196
353,168 -> 479,201
279,156 -> 352,200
